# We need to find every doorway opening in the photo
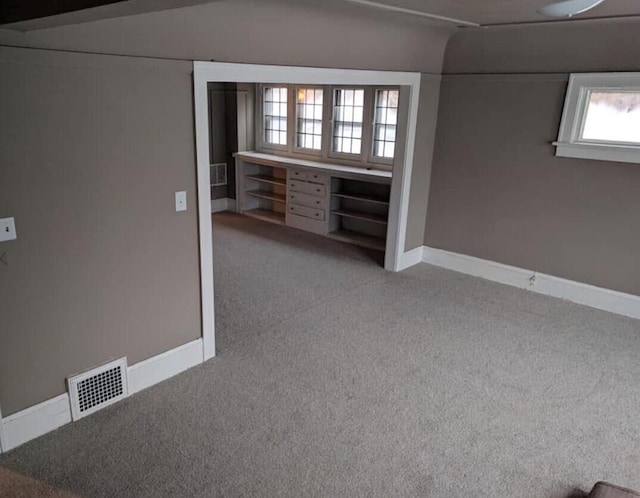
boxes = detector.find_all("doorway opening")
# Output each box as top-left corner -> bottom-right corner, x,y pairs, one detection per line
193,62 -> 422,360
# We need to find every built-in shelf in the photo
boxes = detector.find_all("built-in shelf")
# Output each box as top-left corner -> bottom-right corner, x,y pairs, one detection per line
244,208 -> 285,225
246,190 -> 286,203
331,209 -> 388,225
327,230 -> 385,251
332,192 -> 390,206
245,174 -> 286,186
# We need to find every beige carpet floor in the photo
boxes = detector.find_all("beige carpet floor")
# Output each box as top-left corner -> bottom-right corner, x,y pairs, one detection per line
1,212 -> 639,497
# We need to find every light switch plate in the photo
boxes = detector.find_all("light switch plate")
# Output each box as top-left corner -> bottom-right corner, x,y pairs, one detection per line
0,217 -> 17,242
175,191 -> 187,212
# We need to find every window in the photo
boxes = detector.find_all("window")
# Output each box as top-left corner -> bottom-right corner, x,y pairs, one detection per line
295,88 -> 323,150
332,88 -> 365,155
581,91 -> 640,144
554,73 -> 640,164
372,89 -> 399,159
257,84 -> 402,170
263,86 -> 288,146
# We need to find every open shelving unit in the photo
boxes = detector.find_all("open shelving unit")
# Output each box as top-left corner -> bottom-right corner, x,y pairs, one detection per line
328,178 -> 391,251
238,162 -> 287,226
235,151 -> 393,256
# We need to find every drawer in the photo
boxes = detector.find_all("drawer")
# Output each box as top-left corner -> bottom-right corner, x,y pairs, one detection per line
286,213 -> 326,235
306,172 -> 329,185
288,179 -> 326,197
289,169 -> 308,181
288,203 -> 325,221
289,191 -> 326,210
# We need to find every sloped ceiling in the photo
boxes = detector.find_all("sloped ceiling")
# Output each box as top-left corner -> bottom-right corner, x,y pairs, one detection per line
3,0 -> 640,31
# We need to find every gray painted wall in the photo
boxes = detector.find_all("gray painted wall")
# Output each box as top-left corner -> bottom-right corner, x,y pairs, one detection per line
0,1 -> 452,73
0,47 -> 202,415
0,3 -> 450,415
426,22 -> 640,295
444,19 -> 640,74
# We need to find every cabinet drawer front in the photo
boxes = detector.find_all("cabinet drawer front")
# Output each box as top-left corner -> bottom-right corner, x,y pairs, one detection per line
286,213 -> 326,235
289,169 -> 308,181
289,191 -> 326,209
288,180 -> 326,197
307,172 -> 329,185
288,204 -> 325,221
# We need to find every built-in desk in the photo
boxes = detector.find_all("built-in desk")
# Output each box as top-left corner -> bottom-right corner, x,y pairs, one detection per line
234,152 -> 392,251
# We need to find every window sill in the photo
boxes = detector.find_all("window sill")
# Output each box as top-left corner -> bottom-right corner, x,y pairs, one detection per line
552,141 -> 640,165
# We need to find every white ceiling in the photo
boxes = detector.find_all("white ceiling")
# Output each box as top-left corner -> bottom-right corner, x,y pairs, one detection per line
3,0 -> 640,31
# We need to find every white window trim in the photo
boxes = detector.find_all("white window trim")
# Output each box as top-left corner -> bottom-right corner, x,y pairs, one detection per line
368,86 -> 401,167
292,85 -> 326,157
554,72 -> 640,164
258,84 -> 290,152
328,86 -> 373,163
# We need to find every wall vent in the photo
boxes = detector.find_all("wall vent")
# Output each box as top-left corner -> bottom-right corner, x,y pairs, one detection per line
210,162 -> 227,186
68,358 -> 129,421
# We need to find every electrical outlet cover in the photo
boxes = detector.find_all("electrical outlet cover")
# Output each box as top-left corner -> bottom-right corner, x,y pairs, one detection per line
0,218 -> 17,242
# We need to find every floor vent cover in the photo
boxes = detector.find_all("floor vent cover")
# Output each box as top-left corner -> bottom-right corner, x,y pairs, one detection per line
68,358 -> 129,420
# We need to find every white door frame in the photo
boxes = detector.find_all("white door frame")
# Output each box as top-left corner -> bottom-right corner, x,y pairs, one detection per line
193,61 -> 422,361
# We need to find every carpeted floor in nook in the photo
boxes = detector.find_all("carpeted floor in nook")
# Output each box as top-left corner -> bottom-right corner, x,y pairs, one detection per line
1,212 -> 639,497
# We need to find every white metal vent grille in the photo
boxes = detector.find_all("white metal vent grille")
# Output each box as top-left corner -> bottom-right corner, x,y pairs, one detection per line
210,162 -> 227,186
68,358 -> 129,421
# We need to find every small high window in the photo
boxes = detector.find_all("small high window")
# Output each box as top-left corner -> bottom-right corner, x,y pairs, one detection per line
554,73 -> 640,164
581,91 -> 640,144
295,88 -> 323,150
263,87 -> 288,146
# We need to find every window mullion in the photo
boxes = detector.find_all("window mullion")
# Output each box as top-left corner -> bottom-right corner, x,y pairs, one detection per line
322,85 -> 332,159
287,85 -> 295,153
362,87 -> 374,165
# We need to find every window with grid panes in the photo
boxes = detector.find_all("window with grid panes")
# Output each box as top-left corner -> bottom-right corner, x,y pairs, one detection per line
332,88 -> 365,155
295,88 -> 323,150
263,87 -> 288,145
373,89 -> 399,159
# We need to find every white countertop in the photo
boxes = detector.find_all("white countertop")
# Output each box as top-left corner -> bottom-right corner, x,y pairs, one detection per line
234,151 -> 392,184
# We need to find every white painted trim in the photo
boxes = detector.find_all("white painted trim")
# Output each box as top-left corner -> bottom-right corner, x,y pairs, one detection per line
0,406 -> 6,454
0,339 -> 204,452
396,246 -> 425,271
385,74 -> 422,272
194,70 -> 217,362
211,197 -> 235,213
128,339 -> 204,394
422,246 -> 640,320
1,394 -> 72,453
554,141 -> 640,164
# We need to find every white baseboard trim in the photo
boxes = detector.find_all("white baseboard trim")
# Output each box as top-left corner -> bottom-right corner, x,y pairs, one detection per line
422,246 -> 640,320
1,394 -> 71,453
397,246 -> 426,272
0,407 -> 7,453
211,197 -> 236,213
0,338 -> 204,453
128,338 -> 204,394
